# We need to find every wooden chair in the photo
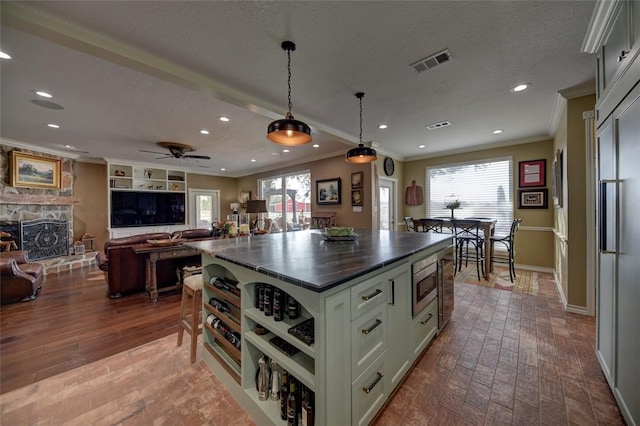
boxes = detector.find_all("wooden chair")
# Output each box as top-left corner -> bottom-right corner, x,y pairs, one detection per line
415,218 -> 444,233
403,217 -> 415,232
177,273 -> 203,363
452,219 -> 485,280
490,218 -> 522,282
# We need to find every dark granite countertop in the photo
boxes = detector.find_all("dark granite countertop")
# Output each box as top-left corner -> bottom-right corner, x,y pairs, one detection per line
186,230 -> 452,292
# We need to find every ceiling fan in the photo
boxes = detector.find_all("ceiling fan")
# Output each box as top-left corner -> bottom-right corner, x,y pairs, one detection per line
140,141 -> 211,160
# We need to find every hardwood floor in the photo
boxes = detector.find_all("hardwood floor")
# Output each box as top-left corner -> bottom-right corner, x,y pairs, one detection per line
0,264 -> 181,394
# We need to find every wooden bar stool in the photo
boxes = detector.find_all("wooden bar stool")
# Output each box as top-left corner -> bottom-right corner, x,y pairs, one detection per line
177,273 -> 203,363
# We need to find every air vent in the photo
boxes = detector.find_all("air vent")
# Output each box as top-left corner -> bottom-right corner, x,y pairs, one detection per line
426,121 -> 451,130
410,49 -> 452,73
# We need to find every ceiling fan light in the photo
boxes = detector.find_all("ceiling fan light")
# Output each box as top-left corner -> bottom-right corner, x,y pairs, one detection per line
345,143 -> 377,163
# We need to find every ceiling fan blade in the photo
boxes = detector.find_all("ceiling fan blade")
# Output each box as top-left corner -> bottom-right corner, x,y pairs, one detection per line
140,149 -> 169,155
183,154 -> 211,160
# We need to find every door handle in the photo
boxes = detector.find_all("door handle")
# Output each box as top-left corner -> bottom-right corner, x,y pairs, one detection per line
389,279 -> 395,306
599,179 -> 617,254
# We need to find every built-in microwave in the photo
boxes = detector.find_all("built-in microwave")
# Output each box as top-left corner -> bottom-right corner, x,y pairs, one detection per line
411,254 -> 438,317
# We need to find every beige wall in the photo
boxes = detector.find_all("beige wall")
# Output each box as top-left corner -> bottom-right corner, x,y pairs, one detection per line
237,155 -> 375,229
403,140 -> 555,268
554,94 -> 596,308
73,162 -> 109,252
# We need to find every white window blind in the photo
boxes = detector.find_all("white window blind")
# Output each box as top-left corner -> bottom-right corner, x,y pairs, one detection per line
426,157 -> 513,235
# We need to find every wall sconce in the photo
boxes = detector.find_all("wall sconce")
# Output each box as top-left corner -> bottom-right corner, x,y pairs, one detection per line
230,202 -> 240,214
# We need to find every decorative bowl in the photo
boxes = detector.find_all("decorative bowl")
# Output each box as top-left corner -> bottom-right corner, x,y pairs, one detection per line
146,238 -> 184,246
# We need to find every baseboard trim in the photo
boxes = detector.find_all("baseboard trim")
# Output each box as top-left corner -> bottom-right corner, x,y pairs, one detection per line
565,304 -> 589,315
551,270 -> 591,316
513,264 -> 554,274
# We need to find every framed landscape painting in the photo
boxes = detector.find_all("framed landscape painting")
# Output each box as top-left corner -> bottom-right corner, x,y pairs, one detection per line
10,151 -> 61,189
316,177 -> 341,205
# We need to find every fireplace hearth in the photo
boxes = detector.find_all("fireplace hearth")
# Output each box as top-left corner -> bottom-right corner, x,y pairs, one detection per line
20,219 -> 69,260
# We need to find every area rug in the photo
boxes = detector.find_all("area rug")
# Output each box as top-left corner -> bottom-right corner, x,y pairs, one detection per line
454,264 -> 539,295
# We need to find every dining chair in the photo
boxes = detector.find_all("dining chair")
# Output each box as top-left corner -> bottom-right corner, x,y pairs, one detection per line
490,218 -> 522,282
416,218 -> 444,233
403,216 -> 415,232
452,219 -> 485,280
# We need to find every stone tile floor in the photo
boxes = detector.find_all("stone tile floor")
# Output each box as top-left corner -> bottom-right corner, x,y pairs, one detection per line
0,274 -> 625,425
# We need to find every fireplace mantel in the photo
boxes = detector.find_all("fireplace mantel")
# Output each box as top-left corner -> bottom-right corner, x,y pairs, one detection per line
0,194 -> 81,206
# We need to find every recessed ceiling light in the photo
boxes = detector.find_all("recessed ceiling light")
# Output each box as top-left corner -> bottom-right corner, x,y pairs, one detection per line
35,91 -> 53,98
511,83 -> 529,92
220,167 -> 226,171
282,149 -> 290,153
0,51 -> 11,59
47,123 -> 60,128
200,129 -> 210,135
493,129 -> 503,134
251,159 -> 256,162
418,144 -> 426,149
64,144 -> 73,149
378,124 -> 388,130
312,144 -> 319,148
218,116 -> 230,122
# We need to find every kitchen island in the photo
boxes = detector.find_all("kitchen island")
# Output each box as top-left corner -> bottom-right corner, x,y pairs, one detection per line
187,230 -> 453,426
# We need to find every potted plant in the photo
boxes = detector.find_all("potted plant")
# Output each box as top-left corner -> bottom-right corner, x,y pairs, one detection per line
445,199 -> 461,219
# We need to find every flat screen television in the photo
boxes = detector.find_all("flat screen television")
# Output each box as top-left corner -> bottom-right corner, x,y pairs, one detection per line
111,191 -> 186,228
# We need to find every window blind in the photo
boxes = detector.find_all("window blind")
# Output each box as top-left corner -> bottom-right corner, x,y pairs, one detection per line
426,157 -> 513,235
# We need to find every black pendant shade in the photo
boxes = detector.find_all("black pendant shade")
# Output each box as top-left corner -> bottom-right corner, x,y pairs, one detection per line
267,41 -> 312,146
346,92 -> 377,163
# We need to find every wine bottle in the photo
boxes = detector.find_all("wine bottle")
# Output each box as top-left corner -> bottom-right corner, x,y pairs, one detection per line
287,378 -> 298,426
287,295 -> 300,319
264,285 -> 273,316
258,285 -> 265,311
254,283 -> 262,308
301,386 -> 314,426
273,288 -> 284,321
280,370 -> 289,420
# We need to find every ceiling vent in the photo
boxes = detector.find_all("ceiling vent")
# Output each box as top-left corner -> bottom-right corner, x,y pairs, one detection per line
426,120 -> 451,130
410,49 -> 452,73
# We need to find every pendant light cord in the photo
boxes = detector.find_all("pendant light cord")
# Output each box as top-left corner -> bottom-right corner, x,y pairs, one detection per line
359,95 -> 363,143
287,48 -> 293,114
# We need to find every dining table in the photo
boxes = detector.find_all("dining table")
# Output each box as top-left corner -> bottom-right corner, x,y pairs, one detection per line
414,217 -> 497,277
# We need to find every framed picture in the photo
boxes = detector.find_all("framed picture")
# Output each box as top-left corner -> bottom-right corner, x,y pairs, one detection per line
10,151 -> 61,189
351,171 -> 363,189
316,177 -> 341,205
351,189 -> 363,206
240,191 -> 251,208
518,159 -> 546,188
552,149 -> 563,207
518,188 -> 548,209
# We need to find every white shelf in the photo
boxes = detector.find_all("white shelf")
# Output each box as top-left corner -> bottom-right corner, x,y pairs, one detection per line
245,308 -> 315,358
244,331 -> 315,391
108,162 -> 186,192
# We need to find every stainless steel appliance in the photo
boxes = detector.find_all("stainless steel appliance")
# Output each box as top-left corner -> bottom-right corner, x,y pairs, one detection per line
411,254 -> 438,317
437,246 -> 455,331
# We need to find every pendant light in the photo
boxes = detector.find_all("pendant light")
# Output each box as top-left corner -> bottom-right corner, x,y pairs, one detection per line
267,41 -> 312,146
345,92 -> 377,163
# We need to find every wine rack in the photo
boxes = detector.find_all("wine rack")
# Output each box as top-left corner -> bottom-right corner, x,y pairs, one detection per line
202,265 -> 242,384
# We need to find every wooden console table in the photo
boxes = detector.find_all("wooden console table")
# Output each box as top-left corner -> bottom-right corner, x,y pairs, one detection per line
132,244 -> 200,302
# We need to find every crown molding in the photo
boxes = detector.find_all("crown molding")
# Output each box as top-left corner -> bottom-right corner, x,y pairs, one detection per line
581,0 -> 620,53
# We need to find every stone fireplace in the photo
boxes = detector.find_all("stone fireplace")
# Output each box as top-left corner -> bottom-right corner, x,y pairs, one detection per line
21,219 -> 69,260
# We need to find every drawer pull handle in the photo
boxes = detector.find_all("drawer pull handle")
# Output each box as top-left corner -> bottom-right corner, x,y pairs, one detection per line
362,319 -> 382,334
362,372 -> 384,394
362,289 -> 382,301
389,279 -> 395,306
420,313 -> 434,325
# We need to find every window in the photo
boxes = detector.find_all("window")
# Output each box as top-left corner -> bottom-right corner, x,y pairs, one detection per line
259,171 -> 311,232
426,157 -> 513,235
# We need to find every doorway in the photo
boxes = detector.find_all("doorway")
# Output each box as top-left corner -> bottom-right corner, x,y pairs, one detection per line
188,189 -> 220,229
379,177 -> 397,230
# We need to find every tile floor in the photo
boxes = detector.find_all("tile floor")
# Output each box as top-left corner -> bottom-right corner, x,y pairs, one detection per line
0,275 -> 625,425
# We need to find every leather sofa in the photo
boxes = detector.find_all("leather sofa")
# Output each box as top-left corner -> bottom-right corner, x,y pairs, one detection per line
96,229 -> 213,298
0,250 -> 44,304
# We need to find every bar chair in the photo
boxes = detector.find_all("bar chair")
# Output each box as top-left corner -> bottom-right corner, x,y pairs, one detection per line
452,219 -> 485,280
177,273 -> 203,363
490,218 -> 522,282
415,218 -> 444,233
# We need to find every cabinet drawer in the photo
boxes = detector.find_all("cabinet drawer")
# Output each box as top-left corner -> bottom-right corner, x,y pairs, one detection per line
352,353 -> 387,426
411,297 -> 438,359
352,303 -> 387,380
351,277 -> 388,320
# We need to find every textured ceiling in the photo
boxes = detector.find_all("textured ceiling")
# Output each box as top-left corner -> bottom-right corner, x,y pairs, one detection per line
0,1 -> 596,177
